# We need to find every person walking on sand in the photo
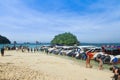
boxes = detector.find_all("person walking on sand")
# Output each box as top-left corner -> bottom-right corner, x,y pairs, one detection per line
86,50 -> 93,68
1,47 -> 5,56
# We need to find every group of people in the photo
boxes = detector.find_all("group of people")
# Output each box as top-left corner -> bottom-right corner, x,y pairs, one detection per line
85,49 -> 120,80
85,50 -> 103,70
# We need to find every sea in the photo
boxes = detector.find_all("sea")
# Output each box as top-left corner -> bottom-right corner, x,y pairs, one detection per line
0,43 -> 120,50
0,43 -> 50,50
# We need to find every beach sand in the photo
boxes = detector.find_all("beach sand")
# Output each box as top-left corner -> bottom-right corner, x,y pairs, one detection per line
0,50 -> 112,80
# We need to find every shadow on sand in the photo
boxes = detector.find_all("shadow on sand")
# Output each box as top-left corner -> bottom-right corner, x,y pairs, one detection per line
0,55 -> 12,57
4,55 -> 12,57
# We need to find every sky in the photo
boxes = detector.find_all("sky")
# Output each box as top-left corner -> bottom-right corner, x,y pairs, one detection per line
0,0 -> 120,43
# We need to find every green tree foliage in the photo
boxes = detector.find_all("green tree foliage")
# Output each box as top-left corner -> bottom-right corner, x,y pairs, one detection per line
0,35 -> 11,44
51,32 -> 80,46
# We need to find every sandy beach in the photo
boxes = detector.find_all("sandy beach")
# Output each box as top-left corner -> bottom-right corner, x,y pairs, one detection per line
0,50 -> 112,80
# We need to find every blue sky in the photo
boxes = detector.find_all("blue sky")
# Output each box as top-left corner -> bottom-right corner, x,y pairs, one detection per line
0,0 -> 120,43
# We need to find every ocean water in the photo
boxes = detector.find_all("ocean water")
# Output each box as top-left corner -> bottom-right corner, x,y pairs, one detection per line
0,43 -> 120,49
0,43 -> 50,50
80,43 -> 120,47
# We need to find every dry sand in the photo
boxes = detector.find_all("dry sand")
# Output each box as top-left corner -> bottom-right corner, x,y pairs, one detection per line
0,50 -> 112,80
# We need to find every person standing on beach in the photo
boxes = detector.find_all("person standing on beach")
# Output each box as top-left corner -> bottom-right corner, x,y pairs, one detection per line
86,50 -> 93,68
1,47 -> 4,56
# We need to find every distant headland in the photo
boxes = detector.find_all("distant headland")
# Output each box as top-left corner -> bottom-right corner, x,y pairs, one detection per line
0,35 -> 11,44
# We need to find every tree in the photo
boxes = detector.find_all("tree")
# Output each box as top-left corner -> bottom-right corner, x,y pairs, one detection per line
51,32 -> 80,46
0,35 -> 11,44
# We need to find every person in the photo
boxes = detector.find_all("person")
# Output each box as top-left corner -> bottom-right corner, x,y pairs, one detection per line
86,50 -> 93,68
1,47 -> 4,56
109,65 -> 120,80
96,54 -> 103,70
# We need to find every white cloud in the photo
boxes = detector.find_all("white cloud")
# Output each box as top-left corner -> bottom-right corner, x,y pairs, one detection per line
0,0 -> 120,43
